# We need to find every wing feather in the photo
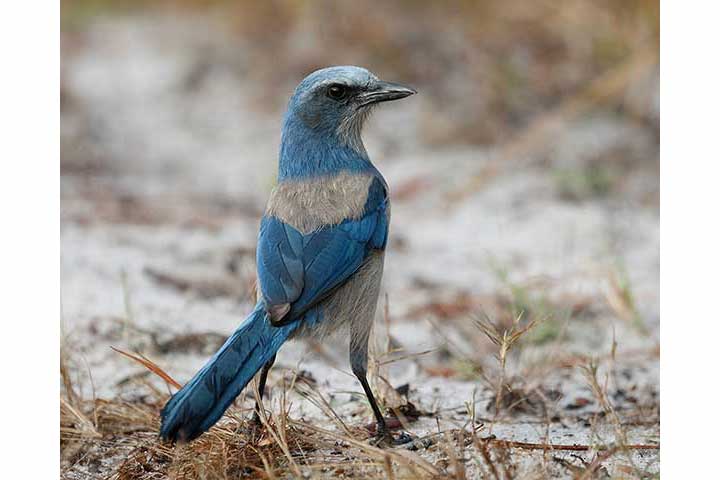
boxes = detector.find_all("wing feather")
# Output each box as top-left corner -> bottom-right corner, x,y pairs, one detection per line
256,177 -> 388,324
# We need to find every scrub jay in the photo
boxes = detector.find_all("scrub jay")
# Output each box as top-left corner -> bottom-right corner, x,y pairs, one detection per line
159,66 -> 415,444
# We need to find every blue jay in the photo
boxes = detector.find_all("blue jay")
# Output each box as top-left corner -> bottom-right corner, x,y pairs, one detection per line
159,66 -> 416,443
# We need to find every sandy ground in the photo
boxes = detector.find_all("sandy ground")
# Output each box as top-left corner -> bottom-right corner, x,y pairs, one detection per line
61,15 -> 659,479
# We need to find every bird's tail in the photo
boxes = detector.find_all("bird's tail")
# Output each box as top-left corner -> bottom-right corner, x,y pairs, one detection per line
159,304 -> 296,442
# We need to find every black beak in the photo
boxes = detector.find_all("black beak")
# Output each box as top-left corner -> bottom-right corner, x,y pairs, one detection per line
358,80 -> 417,106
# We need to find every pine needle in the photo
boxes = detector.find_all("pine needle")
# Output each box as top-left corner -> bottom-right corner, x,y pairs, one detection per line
110,346 -> 182,390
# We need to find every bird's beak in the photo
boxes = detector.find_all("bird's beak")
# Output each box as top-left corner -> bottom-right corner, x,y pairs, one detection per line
358,80 -> 417,107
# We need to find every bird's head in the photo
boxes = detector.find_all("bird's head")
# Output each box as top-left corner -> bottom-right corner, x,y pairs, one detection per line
283,66 -> 416,152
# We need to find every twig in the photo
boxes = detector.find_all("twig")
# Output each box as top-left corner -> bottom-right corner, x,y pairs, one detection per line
480,437 -> 658,451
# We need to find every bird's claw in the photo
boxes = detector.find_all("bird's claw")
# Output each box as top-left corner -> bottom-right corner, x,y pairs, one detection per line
371,429 -> 414,447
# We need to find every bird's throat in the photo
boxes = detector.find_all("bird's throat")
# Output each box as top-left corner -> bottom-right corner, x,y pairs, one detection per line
278,113 -> 373,182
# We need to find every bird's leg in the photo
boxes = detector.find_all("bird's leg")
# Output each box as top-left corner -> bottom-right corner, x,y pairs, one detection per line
350,336 -> 412,446
252,354 -> 276,426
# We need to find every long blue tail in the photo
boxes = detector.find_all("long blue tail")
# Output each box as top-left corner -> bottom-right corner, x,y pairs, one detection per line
159,304 -> 296,442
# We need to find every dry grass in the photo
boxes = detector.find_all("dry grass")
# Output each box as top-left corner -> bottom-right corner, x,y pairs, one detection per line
60,257 -> 658,478
60,301 -> 659,479
60,375 -> 477,479
60,333 -> 449,478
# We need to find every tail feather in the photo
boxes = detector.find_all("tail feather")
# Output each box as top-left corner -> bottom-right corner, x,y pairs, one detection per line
159,304 -> 296,442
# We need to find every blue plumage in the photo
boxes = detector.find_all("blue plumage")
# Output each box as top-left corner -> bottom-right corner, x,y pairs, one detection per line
278,112 -> 377,181
257,176 -> 389,322
159,66 -> 415,443
159,305 -> 297,441
278,67 -> 378,181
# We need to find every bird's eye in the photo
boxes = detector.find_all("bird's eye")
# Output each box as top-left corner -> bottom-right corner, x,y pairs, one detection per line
327,84 -> 348,100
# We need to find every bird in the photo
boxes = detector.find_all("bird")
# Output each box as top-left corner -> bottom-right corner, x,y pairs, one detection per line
159,65 -> 416,444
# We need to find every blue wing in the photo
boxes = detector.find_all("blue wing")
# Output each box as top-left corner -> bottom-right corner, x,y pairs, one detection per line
256,177 -> 388,324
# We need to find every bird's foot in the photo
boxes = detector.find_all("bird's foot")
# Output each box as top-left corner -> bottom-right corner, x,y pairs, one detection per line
370,428 -> 414,447
370,430 -> 413,447
365,417 -> 415,447
367,418 -> 414,447
247,412 -> 268,441
251,412 -> 262,427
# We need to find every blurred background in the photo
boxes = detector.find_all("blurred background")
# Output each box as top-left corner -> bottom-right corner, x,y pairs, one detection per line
61,1 -> 659,478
